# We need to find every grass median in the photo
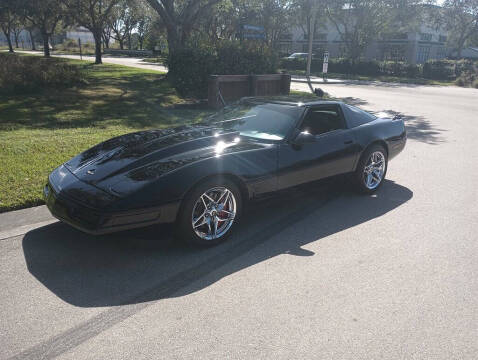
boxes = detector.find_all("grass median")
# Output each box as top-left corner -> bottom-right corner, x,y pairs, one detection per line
0,57 -> 211,213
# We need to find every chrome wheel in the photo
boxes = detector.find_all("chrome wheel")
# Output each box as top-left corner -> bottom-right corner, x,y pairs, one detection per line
363,151 -> 386,190
191,186 -> 237,241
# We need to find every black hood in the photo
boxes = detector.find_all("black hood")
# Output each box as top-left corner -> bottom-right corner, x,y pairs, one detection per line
64,124 -> 268,194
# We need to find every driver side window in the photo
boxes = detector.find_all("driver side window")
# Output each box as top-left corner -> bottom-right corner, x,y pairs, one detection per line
300,106 -> 344,136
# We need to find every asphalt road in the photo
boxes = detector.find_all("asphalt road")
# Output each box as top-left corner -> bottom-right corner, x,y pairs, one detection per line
1,83 -> 477,359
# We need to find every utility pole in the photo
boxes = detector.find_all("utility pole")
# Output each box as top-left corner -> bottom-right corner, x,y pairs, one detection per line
306,1 -> 317,93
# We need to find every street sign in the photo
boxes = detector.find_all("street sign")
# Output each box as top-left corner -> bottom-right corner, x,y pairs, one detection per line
322,51 -> 329,74
241,25 -> 266,40
243,25 -> 264,32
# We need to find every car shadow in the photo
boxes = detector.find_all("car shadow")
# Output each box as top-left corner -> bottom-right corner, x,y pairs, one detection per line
22,178 -> 412,308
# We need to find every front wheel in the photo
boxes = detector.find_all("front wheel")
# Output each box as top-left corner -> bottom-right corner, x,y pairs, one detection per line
353,145 -> 388,194
176,178 -> 242,246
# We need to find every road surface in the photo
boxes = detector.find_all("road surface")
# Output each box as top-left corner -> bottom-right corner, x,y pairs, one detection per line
1,83 -> 477,359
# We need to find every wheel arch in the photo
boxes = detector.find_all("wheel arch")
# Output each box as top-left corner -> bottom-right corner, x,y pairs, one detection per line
353,140 -> 389,171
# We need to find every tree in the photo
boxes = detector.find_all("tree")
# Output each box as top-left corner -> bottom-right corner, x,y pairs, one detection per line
64,0 -> 121,64
441,0 -> 478,58
109,0 -> 138,49
0,0 -> 19,53
20,0 -> 66,57
291,0 -> 326,83
12,23 -> 22,48
136,13 -> 154,50
326,0 -> 424,61
102,22 -> 113,49
144,0 -> 224,54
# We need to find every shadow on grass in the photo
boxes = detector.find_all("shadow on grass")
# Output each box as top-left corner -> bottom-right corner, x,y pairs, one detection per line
0,64 -> 210,131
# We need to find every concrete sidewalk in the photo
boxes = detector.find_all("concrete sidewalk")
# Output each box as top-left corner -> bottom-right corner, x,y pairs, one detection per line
0,206 -> 56,240
9,50 -> 169,73
291,75 -> 347,84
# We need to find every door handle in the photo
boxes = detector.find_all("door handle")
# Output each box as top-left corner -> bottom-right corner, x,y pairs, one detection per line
344,140 -> 353,144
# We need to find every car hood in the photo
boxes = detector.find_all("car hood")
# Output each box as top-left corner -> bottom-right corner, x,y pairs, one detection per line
64,124 -> 267,195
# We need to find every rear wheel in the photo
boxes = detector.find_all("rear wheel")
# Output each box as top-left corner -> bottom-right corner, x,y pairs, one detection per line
176,178 -> 242,246
354,145 -> 388,194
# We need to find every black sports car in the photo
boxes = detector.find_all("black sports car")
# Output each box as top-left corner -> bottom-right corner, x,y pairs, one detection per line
44,97 -> 406,245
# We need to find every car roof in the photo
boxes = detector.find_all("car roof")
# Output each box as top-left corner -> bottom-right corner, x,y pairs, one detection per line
240,96 -> 342,107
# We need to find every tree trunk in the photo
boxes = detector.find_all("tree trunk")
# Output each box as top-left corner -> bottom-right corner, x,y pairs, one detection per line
305,15 -> 315,93
128,32 -> 132,50
103,35 -> 110,49
14,32 -> 19,48
306,17 -> 314,77
3,30 -> 14,52
119,39 -> 124,50
166,25 -> 182,55
139,38 -> 143,50
42,33 -> 50,57
93,31 -> 102,64
29,30 -> 36,50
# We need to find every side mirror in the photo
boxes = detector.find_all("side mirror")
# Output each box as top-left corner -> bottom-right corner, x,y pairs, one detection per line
293,131 -> 315,145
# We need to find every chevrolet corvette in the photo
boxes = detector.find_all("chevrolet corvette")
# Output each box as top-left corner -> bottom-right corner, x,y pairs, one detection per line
44,97 -> 406,245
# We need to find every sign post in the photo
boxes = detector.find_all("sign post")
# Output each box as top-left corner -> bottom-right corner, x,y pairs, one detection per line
322,51 -> 329,82
78,38 -> 82,61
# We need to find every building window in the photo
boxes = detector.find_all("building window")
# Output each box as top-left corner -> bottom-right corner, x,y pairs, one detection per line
382,33 -> 408,40
437,47 -> 447,59
313,44 -> 326,56
280,33 -> 293,41
304,33 -> 327,41
420,33 -> 432,41
439,35 -> 447,43
417,46 -> 431,63
382,44 -> 407,61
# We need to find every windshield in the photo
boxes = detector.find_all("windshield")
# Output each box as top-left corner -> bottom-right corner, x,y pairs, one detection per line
207,103 -> 303,141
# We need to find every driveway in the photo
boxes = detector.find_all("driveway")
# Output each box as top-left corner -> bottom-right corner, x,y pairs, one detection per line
1,83 -> 477,359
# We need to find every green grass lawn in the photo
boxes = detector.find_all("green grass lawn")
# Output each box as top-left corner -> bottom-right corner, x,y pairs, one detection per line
0,60 -> 212,213
284,69 -> 455,86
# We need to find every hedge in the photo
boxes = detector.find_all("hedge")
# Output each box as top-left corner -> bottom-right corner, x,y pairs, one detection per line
167,41 -> 279,97
279,57 -> 478,82
0,53 -> 87,95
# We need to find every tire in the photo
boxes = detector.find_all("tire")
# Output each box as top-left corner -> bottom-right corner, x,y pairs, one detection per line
175,177 -> 242,246
353,144 -> 388,194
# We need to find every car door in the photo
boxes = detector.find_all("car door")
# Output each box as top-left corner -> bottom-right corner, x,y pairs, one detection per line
277,104 -> 358,190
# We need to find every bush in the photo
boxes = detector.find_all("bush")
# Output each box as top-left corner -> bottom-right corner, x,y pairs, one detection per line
279,57 -> 473,81
166,47 -> 216,97
380,61 -> 421,78
423,60 -> 456,80
167,41 -> 279,97
215,42 -> 279,76
453,60 -> 477,87
0,53 -> 86,95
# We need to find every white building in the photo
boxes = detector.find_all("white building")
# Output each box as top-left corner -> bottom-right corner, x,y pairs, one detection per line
66,27 -> 96,44
277,6 -> 450,64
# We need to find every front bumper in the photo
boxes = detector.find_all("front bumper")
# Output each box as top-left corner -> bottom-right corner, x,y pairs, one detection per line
44,172 -> 180,235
